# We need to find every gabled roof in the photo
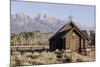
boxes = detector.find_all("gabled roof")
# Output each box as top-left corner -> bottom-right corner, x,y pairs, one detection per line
57,22 -> 70,33
50,20 -> 89,40
82,30 -> 90,39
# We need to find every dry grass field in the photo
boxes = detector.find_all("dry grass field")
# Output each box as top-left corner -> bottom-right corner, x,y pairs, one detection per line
10,49 -> 95,67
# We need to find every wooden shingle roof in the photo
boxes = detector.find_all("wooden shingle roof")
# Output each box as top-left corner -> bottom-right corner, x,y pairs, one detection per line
50,20 -> 90,41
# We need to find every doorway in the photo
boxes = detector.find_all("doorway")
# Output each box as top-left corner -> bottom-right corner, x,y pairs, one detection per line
63,37 -> 66,50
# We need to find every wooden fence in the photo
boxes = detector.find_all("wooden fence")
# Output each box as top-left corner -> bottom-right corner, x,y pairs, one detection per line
11,46 -> 49,52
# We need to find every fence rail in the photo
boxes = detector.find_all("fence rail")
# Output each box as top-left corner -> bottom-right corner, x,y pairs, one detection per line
10,46 -> 49,52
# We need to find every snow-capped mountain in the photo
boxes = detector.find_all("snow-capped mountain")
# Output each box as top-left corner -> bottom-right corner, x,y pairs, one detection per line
11,12 -> 33,26
11,11 -> 95,34
11,11 -> 63,33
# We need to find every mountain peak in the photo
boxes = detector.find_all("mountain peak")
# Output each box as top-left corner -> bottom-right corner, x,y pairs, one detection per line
16,12 -> 29,17
35,10 -> 48,20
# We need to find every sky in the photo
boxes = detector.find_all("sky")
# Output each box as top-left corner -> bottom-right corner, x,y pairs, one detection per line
11,0 -> 95,27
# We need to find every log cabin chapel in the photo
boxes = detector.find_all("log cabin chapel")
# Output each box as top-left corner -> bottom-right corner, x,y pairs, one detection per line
49,17 -> 90,54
